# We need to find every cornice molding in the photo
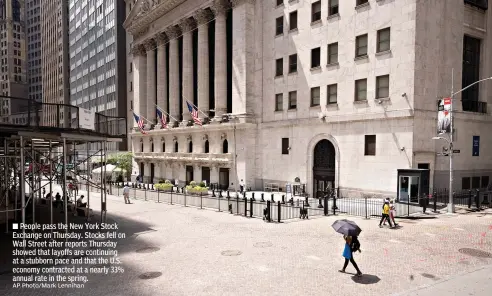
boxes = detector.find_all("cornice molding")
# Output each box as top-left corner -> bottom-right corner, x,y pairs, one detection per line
125,0 -> 187,36
194,9 -> 214,25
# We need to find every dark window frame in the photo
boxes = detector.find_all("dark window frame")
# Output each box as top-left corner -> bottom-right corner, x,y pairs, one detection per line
376,75 -> 390,99
289,10 -> 298,31
356,0 -> 369,6
204,140 -> 209,153
472,176 -> 481,189
364,135 -> 376,156
355,79 -> 367,101
311,47 -> 321,68
275,16 -> 284,36
275,93 -> 283,111
329,0 -> 339,16
327,42 -> 338,64
481,176 -> 490,188
288,54 -> 297,73
462,35 -> 481,103
288,91 -> 297,109
188,141 -> 193,153
311,87 -> 320,107
355,34 -> 368,57
464,0 -> 488,10
275,58 -> 283,76
276,0 -> 284,6
377,27 -> 391,52
311,1 -> 322,23
327,84 -> 337,104
462,177 -> 471,190
281,138 -> 289,155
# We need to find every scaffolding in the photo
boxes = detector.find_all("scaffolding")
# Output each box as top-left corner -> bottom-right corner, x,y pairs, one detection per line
0,95 -> 127,235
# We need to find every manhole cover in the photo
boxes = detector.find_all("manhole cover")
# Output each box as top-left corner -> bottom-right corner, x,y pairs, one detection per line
221,250 -> 242,256
421,273 -> 437,279
458,248 -> 492,258
254,242 -> 273,248
138,272 -> 162,280
136,247 -> 160,253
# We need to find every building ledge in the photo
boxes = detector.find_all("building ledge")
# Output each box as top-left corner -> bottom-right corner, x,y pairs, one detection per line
327,13 -> 340,21
134,152 -> 233,164
355,2 -> 370,11
375,49 -> 392,56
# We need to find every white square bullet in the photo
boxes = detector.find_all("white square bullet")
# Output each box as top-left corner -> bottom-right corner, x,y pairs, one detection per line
12,223 -> 18,230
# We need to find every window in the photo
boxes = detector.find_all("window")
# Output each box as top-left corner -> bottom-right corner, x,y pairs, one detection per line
482,176 -> 490,188
472,176 -> 481,189
288,91 -> 297,109
311,47 -> 321,68
188,141 -> 193,153
462,177 -> 471,190
275,16 -> 283,36
356,0 -> 369,6
162,142 -> 165,152
222,140 -> 228,153
327,42 -> 338,64
282,138 -> 289,155
129,81 -> 132,92
329,0 -> 339,15
204,140 -> 209,153
275,93 -> 283,111
356,34 -> 368,57
289,11 -> 298,30
311,87 -> 320,106
311,1 -> 321,22
327,84 -> 337,104
141,142 -> 144,152
276,0 -> 283,6
355,79 -> 367,101
364,135 -> 376,156
275,58 -> 283,76
376,75 -> 389,98
129,62 -> 132,72
151,143 -> 154,152
464,0 -> 488,10
377,28 -> 391,53
174,142 -> 178,152
462,35 -> 481,104
288,54 -> 297,73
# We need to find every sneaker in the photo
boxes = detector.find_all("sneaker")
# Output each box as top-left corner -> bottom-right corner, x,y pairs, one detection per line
338,269 -> 345,273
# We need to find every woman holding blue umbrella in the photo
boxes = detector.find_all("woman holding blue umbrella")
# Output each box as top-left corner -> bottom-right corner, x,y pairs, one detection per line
332,219 -> 363,276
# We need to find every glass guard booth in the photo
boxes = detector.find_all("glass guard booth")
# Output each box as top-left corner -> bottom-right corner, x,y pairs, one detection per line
397,169 -> 430,203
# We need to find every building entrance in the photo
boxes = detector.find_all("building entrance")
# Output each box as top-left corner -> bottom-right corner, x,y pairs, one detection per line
219,168 -> 229,190
313,140 -> 336,198
186,166 -> 194,185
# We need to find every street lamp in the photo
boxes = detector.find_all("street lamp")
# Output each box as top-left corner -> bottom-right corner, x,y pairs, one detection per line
432,71 -> 492,214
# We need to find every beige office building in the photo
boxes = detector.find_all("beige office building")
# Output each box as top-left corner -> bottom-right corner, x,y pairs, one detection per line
125,0 -> 492,198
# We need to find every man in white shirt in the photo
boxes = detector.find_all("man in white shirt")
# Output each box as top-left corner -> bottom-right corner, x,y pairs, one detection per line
123,185 -> 130,204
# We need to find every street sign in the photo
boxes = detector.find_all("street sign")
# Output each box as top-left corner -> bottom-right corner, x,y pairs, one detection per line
452,149 -> 460,153
473,136 -> 480,156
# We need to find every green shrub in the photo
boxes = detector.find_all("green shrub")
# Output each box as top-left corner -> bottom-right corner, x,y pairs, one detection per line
155,183 -> 173,191
185,185 -> 209,195
189,181 -> 197,186
198,181 -> 206,187
164,179 -> 171,184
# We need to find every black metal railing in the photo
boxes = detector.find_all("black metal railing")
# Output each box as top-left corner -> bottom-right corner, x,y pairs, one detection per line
462,100 -> 487,114
0,95 -> 127,137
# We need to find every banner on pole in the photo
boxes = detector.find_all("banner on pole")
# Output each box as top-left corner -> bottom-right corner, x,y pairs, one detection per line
437,98 -> 451,134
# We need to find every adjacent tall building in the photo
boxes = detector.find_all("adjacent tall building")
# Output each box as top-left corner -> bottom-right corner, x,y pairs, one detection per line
68,0 -> 128,152
40,0 -> 70,127
26,0 -> 41,103
0,0 -> 27,122
125,0 -> 492,198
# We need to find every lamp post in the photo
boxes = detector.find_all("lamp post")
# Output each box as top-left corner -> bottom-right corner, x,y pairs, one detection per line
432,71 -> 492,214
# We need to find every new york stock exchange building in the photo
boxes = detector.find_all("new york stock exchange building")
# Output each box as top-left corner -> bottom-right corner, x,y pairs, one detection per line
124,0 -> 492,199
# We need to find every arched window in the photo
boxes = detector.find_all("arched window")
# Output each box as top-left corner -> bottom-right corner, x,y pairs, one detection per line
222,140 -> 228,153
188,141 -> 193,153
162,142 -> 165,152
151,142 -> 154,152
174,142 -> 178,152
204,140 -> 209,153
141,142 -> 144,152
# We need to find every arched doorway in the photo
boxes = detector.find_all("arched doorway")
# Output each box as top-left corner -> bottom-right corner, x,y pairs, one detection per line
313,140 -> 336,198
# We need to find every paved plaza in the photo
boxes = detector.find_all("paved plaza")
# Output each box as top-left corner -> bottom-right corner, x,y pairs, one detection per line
1,186 -> 492,296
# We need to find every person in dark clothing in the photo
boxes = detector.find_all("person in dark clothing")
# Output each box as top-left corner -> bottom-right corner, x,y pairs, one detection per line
54,192 -> 62,208
339,235 -> 362,276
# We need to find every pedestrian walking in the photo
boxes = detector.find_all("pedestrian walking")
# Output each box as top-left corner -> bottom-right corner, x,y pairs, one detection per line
379,199 -> 393,228
420,194 -> 429,213
239,179 -> 245,195
123,185 -> 131,204
389,199 -> 398,226
339,235 -> 363,276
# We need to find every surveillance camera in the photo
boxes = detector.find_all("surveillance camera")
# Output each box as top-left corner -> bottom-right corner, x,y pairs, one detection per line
402,93 -> 406,97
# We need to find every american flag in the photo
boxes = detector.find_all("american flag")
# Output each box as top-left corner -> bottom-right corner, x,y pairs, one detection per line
133,112 -> 147,134
186,101 -> 202,126
156,106 -> 167,128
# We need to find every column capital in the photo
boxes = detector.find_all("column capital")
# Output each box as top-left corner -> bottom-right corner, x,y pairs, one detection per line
179,18 -> 196,33
231,0 -> 256,7
194,9 -> 214,25
211,0 -> 231,16
143,38 -> 156,51
165,26 -> 182,40
155,32 -> 168,46
130,44 -> 146,56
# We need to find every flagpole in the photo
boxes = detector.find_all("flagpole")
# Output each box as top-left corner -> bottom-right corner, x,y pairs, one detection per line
154,104 -> 179,123
131,109 -> 153,125
183,96 -> 209,119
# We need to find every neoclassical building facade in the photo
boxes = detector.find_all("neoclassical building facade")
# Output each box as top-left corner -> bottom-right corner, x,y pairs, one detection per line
125,0 -> 492,198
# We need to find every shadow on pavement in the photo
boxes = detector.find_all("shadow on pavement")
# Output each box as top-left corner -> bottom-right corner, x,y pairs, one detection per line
351,274 -> 381,284
0,202 -> 159,296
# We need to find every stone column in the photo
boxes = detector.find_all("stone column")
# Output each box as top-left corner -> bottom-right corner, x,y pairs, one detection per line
144,39 -> 156,126
210,165 -> 220,187
212,0 -> 230,121
130,44 -> 147,128
155,32 -> 168,128
166,26 -> 182,126
179,18 -> 196,126
143,162 -> 151,183
194,9 -> 213,120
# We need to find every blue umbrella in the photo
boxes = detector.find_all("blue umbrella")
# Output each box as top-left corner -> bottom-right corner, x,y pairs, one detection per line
332,219 -> 362,237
